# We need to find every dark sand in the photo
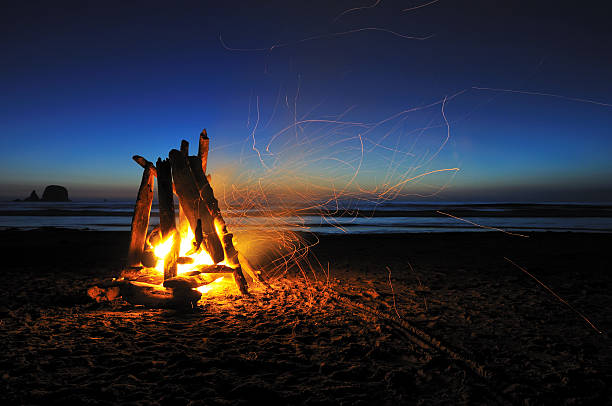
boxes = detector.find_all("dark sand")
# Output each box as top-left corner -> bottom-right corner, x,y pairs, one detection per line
0,229 -> 610,405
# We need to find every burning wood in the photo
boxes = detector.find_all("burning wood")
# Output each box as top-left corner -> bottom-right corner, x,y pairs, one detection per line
156,157 -> 180,280
169,147 -> 224,263
91,130 -> 267,308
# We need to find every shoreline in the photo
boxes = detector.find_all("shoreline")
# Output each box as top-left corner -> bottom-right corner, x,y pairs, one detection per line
2,203 -> 612,218
1,229 -> 610,404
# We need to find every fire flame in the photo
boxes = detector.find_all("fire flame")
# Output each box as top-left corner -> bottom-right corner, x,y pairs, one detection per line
153,233 -> 175,263
196,277 -> 225,294
153,227 -> 219,276
149,223 -> 229,296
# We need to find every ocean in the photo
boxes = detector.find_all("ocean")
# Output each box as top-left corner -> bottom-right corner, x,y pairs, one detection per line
1,200 -> 611,234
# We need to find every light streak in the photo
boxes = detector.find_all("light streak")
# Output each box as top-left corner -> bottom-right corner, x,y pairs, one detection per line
219,28 -> 432,53
436,211 -> 529,238
402,0 -> 442,13
472,87 -> 612,108
379,168 -> 459,198
334,0 -> 382,22
504,257 -> 603,334
250,96 -> 269,170
207,46 -> 464,284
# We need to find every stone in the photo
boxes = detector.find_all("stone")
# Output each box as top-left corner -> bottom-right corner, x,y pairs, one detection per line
22,190 -> 40,201
41,185 -> 70,202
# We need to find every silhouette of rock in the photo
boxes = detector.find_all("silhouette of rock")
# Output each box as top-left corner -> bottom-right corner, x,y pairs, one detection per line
41,185 -> 70,202
24,190 -> 40,201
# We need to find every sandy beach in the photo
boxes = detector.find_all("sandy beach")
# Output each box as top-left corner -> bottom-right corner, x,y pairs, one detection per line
0,229 -> 610,405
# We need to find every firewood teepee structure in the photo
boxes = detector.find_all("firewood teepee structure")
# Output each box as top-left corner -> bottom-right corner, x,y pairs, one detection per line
126,129 -> 266,295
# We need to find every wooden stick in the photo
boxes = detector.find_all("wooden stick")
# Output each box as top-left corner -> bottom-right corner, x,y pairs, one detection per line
238,253 -> 271,288
156,157 -> 179,280
169,149 -> 224,264
168,149 -> 199,231
192,132 -> 253,294
167,233 -> 180,281
198,129 -> 210,174
180,139 -> 189,156
133,155 -> 157,177
88,281 -> 201,309
178,203 -> 189,240
134,155 -> 176,195
195,264 -> 235,273
127,163 -> 155,267
193,166 -> 250,294
232,266 -> 249,295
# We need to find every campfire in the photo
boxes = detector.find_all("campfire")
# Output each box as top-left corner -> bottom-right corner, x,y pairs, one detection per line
88,130 -> 268,308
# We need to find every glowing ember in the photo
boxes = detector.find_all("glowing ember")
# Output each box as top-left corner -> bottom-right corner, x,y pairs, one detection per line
196,277 -> 225,294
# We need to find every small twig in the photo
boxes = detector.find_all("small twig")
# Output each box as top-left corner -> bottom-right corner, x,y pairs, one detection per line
407,260 -> 423,288
386,266 -> 402,320
504,257 -> 603,335
407,261 -> 428,312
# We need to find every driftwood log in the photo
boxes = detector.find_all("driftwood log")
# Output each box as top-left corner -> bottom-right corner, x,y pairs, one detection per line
169,147 -> 224,264
178,201 -> 189,238
168,137 -> 251,293
127,160 -> 155,267
198,129 -> 209,174
156,158 -> 179,280
189,164 -> 250,293
124,130 -> 269,296
238,253 -> 271,288
194,264 -> 235,273
192,133 -> 268,292
132,155 -> 157,176
88,281 -> 201,309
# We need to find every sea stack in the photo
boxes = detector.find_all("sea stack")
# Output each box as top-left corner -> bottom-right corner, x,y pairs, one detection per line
41,185 -> 70,202
23,190 -> 40,201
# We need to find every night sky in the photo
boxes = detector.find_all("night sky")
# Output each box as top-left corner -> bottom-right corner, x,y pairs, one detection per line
1,0 -> 611,202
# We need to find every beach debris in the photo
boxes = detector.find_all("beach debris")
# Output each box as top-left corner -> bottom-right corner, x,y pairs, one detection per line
89,130 -> 269,308
127,159 -> 155,267
87,280 -> 202,309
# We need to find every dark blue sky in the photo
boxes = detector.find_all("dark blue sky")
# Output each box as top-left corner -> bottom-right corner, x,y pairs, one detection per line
1,0 -> 611,202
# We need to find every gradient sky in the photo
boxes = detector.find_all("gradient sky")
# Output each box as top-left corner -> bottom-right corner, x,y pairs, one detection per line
1,0 -> 611,202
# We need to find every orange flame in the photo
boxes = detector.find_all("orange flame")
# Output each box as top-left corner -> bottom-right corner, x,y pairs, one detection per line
196,277 -> 225,294
150,224 -> 228,295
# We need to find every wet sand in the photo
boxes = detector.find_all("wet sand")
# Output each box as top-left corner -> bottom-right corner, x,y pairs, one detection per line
0,229 -> 610,405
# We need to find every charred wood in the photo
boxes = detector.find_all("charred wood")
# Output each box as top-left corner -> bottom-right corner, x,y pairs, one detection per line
194,264 -> 235,273
140,249 -> 157,268
177,256 -> 194,264
156,157 -> 178,280
88,281 -> 200,309
180,139 -> 189,156
169,149 -> 224,263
